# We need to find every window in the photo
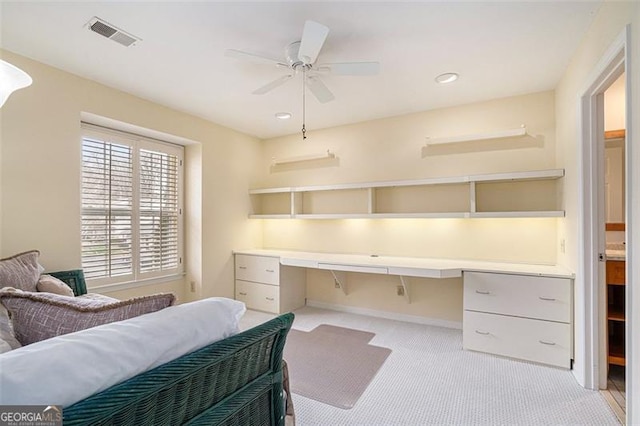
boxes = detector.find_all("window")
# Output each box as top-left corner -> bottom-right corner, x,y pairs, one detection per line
81,124 -> 183,285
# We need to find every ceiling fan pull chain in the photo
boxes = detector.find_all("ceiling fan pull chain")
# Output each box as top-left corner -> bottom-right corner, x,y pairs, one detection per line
302,67 -> 307,141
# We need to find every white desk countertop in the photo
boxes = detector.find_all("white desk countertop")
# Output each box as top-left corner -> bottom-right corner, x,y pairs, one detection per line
233,249 -> 575,279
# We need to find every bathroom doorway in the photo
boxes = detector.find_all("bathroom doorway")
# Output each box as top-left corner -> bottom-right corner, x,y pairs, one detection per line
602,73 -> 626,420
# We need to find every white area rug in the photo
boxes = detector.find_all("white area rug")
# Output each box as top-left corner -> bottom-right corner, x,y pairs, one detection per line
241,307 -> 619,425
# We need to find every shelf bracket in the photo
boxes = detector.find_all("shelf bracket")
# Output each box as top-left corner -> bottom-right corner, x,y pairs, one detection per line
330,270 -> 348,295
399,275 -> 411,303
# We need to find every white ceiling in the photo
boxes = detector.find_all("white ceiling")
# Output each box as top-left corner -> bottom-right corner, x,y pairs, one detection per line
0,1 -> 601,139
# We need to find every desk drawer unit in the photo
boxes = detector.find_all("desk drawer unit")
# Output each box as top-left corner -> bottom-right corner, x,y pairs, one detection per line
235,254 -> 280,285
464,272 -> 571,323
464,311 -> 571,368
234,254 -> 306,314
236,280 -> 280,314
463,271 -> 573,368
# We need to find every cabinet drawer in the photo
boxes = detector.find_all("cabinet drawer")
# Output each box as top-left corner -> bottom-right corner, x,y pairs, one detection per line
235,280 -> 279,314
235,254 -> 280,285
464,272 -> 571,323
606,261 -> 625,285
463,311 -> 571,368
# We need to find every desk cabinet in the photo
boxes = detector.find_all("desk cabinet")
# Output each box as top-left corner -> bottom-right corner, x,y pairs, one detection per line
463,271 -> 573,368
235,254 -> 306,314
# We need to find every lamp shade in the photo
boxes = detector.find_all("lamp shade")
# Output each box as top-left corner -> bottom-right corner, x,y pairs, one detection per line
0,60 -> 33,108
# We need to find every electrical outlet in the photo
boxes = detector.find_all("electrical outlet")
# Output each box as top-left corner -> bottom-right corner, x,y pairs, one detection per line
190,281 -> 196,292
560,239 -> 566,254
396,285 -> 404,296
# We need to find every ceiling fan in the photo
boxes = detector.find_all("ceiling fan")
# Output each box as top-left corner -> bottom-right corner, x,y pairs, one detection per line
225,20 -> 380,104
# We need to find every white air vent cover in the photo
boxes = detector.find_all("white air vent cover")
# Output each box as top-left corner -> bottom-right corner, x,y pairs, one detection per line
87,17 -> 140,47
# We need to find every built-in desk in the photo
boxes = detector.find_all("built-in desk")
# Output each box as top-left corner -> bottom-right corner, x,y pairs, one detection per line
233,249 -> 575,368
234,248 -> 574,280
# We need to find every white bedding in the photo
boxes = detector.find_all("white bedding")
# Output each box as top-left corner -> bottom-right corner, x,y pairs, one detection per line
0,297 -> 246,407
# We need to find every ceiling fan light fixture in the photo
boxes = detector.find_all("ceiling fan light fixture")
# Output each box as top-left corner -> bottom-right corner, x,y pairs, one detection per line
275,112 -> 292,120
435,72 -> 459,84
0,60 -> 33,108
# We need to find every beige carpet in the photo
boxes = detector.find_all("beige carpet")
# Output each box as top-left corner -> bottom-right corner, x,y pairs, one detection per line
283,324 -> 391,409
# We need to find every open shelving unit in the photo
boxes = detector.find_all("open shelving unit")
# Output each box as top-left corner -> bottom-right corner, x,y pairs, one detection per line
249,168 -> 565,219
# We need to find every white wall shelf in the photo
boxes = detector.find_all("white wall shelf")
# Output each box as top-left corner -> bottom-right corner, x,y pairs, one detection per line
248,168 -> 565,219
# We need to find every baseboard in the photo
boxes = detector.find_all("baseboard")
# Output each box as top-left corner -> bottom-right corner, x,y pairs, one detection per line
305,300 -> 462,330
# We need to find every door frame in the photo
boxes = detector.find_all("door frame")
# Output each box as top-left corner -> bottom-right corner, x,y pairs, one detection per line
578,24 -> 631,403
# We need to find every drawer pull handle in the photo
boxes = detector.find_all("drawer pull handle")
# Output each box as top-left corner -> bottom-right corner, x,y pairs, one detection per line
238,292 -> 247,296
238,266 -> 247,270
475,330 -> 490,335
538,296 -> 556,301
266,297 -> 275,301
475,290 -> 491,295
539,340 -> 556,346
266,269 -> 275,273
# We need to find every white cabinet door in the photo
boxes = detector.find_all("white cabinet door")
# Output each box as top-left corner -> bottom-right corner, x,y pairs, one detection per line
464,272 -> 571,323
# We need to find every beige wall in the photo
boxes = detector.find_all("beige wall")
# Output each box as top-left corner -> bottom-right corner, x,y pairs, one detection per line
259,91 -> 559,323
0,49 -> 262,302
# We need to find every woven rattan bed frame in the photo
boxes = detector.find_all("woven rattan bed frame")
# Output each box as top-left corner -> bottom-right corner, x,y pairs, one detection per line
49,270 -> 293,425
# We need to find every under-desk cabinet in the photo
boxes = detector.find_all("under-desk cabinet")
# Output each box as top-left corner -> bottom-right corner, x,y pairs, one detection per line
463,271 -> 573,368
234,254 -> 306,314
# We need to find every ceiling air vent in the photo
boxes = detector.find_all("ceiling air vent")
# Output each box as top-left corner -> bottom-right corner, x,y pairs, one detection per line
87,17 -> 140,47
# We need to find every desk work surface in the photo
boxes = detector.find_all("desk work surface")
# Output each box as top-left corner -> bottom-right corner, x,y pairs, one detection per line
233,249 -> 575,279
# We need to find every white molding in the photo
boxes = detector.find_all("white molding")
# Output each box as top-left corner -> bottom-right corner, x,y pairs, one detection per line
89,273 -> 185,294
577,26 -> 628,392
306,299 -> 463,330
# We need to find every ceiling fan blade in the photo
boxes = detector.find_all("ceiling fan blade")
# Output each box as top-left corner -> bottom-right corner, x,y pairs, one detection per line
298,20 -> 329,65
225,49 -> 288,68
306,76 -> 335,103
252,75 -> 293,95
320,62 -> 380,76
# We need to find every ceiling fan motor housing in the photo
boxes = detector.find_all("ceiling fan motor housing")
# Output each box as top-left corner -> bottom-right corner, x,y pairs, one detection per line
286,41 -> 311,70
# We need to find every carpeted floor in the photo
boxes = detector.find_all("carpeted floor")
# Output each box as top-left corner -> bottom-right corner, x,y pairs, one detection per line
240,306 -> 620,426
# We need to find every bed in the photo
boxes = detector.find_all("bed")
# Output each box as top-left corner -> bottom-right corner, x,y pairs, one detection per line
13,270 -> 295,425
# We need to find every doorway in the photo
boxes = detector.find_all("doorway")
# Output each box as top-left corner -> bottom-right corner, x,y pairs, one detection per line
579,27 -> 630,424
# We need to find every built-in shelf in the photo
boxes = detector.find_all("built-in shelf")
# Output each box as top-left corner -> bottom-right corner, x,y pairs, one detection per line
607,259 -> 626,367
249,168 -> 565,219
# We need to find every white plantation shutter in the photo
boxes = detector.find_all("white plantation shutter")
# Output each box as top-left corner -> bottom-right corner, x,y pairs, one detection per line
81,138 -> 134,280
81,124 -> 183,285
139,149 -> 180,273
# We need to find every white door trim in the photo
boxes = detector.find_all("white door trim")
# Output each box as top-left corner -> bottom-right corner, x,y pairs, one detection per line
577,26 -> 629,393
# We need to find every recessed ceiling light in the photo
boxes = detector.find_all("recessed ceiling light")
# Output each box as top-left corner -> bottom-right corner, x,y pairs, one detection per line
435,73 -> 459,84
275,112 -> 292,120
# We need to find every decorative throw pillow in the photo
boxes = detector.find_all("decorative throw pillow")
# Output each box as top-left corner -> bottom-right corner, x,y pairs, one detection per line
36,274 -> 74,297
0,250 -> 44,292
0,307 -> 21,351
0,289 -> 175,345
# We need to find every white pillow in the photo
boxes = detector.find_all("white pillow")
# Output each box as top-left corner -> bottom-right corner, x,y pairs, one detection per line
0,297 -> 246,407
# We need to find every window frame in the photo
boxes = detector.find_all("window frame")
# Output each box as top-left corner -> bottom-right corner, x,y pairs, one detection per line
81,123 -> 184,288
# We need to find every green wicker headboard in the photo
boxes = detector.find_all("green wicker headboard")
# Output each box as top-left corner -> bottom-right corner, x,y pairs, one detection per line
63,312 -> 294,425
48,269 -> 87,296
